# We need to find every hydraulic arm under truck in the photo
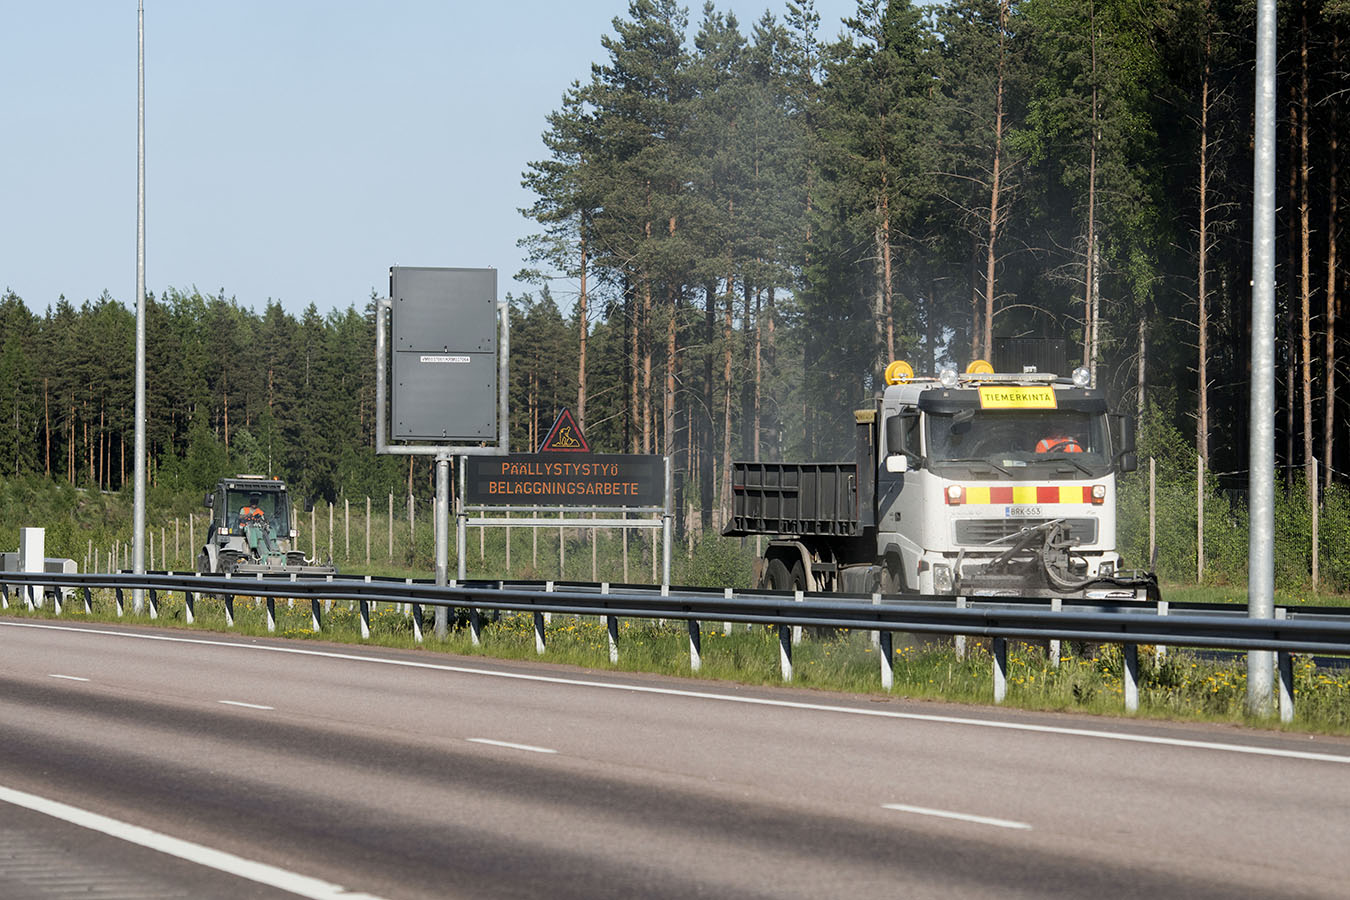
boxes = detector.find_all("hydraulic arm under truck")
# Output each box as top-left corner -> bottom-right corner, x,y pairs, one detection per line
724,361 -> 1158,601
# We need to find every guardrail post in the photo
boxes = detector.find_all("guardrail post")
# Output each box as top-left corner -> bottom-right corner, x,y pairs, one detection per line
604,584 -> 618,664
463,582 -> 482,646
411,603 -> 424,643
147,588 -> 158,620
1048,597 -> 1061,668
82,586 -> 92,616
0,582 -> 8,609
534,610 -> 546,654
223,586 -> 235,627
52,584 -> 63,616
359,597 -> 371,639
871,593 -> 882,649
955,597 -> 967,659
184,588 -> 194,624
115,586 -> 125,617
992,636 -> 1007,703
1156,599 -> 1169,661
266,596 -> 276,632
311,597 -> 322,633
723,588 -> 733,635
545,581 -> 553,626
792,589 -> 803,646
880,628 -> 894,691
1124,643 -> 1140,713
688,618 -> 702,673
779,623 -> 793,682
1277,608 -> 1294,723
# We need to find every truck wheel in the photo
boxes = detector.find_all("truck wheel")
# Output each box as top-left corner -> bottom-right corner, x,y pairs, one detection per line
881,560 -> 906,595
764,558 -> 793,591
789,561 -> 807,592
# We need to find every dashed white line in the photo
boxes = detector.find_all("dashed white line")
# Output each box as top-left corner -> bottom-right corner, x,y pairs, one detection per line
218,700 -> 274,711
7,620 -> 1350,766
0,782 -> 387,900
467,738 -> 557,754
47,674 -> 90,682
883,803 -> 1031,830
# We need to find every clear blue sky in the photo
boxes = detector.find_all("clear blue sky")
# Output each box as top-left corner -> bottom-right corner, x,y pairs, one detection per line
2,1 -> 856,319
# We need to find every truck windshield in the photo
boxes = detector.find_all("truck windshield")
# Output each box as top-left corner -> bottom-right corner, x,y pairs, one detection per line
926,409 -> 1110,474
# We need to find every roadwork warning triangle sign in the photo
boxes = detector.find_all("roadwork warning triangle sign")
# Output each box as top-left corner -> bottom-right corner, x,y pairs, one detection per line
538,408 -> 590,453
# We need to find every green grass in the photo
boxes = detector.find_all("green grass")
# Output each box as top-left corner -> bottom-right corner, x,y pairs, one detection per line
9,587 -> 1350,737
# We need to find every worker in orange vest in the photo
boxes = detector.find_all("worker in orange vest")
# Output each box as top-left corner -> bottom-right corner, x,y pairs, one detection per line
239,494 -> 266,527
1035,435 -> 1083,454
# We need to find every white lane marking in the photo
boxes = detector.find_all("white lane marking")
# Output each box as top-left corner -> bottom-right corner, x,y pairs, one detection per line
0,782 -> 387,900
47,674 -> 90,682
883,803 -> 1031,831
6,620 -> 1350,766
218,700 -> 274,711
467,738 -> 557,754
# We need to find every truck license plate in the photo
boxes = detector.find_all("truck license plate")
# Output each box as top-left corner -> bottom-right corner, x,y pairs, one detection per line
1006,506 -> 1042,517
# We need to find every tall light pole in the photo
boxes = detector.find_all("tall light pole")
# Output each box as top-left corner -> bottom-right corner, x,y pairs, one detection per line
1247,0 -> 1277,716
133,0 -> 147,612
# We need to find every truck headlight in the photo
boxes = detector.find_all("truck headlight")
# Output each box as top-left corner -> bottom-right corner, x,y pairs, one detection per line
1099,560 -> 1115,577
933,563 -> 954,593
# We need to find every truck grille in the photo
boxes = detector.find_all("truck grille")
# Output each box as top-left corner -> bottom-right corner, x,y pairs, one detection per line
954,518 -> 1097,546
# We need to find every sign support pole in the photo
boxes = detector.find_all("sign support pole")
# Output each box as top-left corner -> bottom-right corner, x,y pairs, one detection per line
434,453 -> 450,638
663,455 -> 673,587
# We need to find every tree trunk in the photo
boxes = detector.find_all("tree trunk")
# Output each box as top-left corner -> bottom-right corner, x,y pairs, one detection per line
701,282 -> 716,530
1083,0 -> 1099,382
577,227 -> 588,433
1326,33 -> 1340,492
1286,73 -> 1298,485
1299,8 -> 1316,585
982,0 -> 1010,361
1137,319 -> 1146,419
720,275 -> 735,531
665,281 -> 677,459
1197,21 -> 1211,467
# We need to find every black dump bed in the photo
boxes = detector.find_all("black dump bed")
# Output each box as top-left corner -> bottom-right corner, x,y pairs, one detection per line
723,462 -> 861,537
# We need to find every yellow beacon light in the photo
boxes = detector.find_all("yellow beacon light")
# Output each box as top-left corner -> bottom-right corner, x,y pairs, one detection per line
884,360 -> 914,385
966,359 -> 995,375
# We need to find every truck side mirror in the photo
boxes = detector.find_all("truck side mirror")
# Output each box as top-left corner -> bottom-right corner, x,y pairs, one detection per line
304,498 -> 315,513
884,412 -> 920,468
1112,414 -> 1138,472
204,493 -> 214,509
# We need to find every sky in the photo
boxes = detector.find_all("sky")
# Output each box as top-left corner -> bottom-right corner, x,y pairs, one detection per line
2,0 -> 857,319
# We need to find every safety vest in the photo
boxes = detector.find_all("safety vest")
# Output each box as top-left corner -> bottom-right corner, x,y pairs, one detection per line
1035,436 -> 1083,454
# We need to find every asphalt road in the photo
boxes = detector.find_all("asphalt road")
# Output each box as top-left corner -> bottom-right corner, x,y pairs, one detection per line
1,617 -> 1348,899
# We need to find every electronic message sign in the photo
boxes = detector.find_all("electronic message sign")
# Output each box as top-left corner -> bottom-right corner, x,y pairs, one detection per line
464,454 -> 664,507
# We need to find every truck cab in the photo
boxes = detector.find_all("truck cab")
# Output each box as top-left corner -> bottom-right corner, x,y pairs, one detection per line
878,362 -> 1142,598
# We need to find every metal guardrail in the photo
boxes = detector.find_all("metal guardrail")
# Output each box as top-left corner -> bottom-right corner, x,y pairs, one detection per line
4,570 -> 1344,722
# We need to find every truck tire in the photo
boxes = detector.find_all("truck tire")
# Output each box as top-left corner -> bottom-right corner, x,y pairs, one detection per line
880,559 -> 906,596
764,558 -> 793,591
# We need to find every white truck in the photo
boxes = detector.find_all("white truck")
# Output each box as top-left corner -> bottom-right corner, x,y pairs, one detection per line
725,361 -> 1157,601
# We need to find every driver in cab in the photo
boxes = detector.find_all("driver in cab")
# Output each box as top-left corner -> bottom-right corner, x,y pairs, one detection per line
239,493 -> 267,528
1036,435 -> 1083,454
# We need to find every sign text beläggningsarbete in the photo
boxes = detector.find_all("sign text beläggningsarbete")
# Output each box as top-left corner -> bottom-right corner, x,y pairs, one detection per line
464,454 -> 664,507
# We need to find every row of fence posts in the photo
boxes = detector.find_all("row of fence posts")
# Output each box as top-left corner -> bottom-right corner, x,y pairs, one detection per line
88,498 -> 663,582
